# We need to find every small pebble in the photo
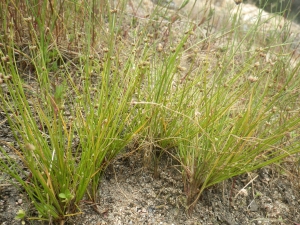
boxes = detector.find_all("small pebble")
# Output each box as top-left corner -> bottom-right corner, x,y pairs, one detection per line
249,200 -> 258,212
141,208 -> 147,213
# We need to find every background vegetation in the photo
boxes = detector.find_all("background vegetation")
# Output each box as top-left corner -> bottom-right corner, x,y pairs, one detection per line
248,0 -> 300,22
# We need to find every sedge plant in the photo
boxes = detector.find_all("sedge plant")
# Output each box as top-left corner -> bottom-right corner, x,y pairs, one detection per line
130,0 -> 300,211
133,19 -> 199,177
0,0 -> 299,222
0,0 -> 146,223
173,5 -> 300,210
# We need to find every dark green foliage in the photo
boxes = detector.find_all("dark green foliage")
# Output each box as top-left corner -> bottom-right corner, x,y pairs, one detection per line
247,0 -> 300,22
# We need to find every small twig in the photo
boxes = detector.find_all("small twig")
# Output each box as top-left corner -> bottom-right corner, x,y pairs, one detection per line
0,118 -> 7,126
112,165 -> 130,201
0,184 -> 12,187
234,175 -> 258,199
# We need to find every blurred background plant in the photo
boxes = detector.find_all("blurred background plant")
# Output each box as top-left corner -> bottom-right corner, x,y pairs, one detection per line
247,0 -> 300,22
